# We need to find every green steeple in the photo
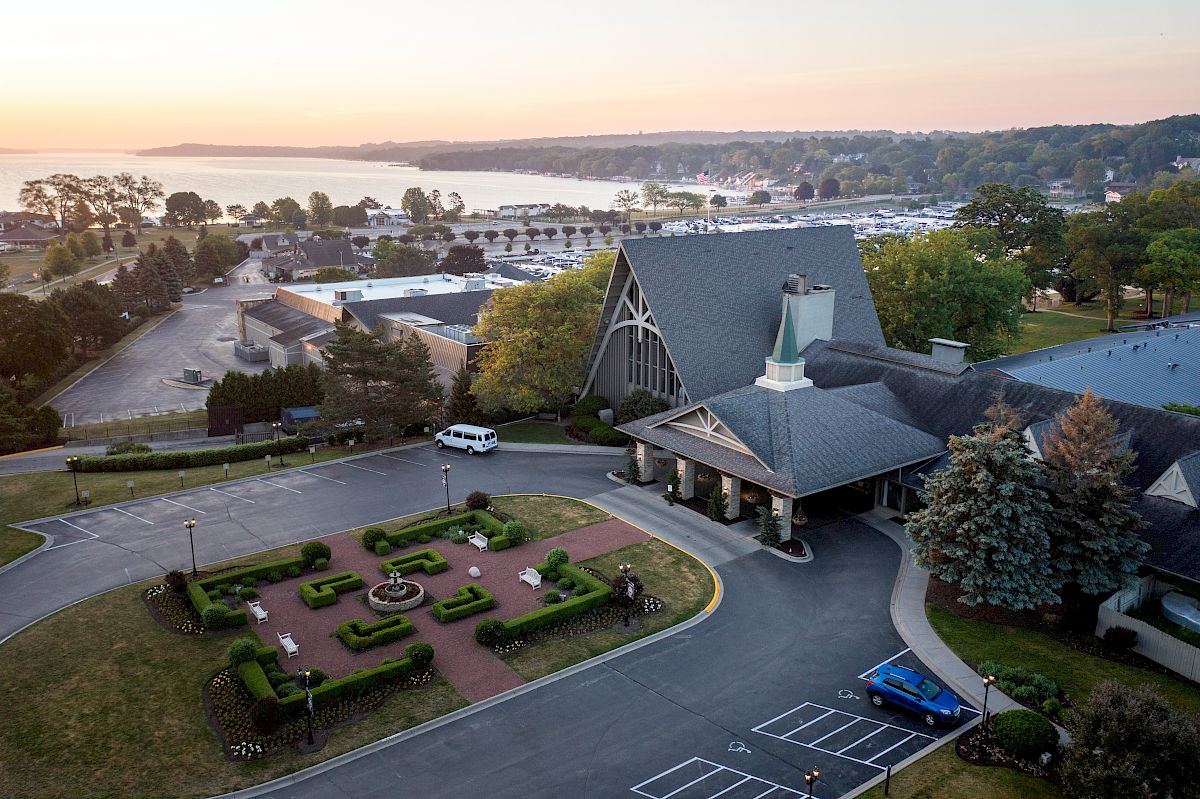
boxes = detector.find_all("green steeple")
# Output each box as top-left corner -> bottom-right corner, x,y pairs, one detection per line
771,294 -> 801,364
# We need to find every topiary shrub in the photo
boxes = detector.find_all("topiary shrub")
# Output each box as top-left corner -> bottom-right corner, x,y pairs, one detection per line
202,603 -> 231,629
266,570 -> 283,583
1103,625 -> 1138,651
165,570 -> 187,594
305,667 -> 328,687
544,590 -> 562,604
285,565 -> 301,579
573,585 -> 589,597
465,491 -> 490,511
1041,697 -> 1062,720
313,557 -> 329,571
300,541 -> 332,567
406,642 -> 434,670
374,540 -> 391,556
558,577 -> 575,590
249,697 -> 280,734
238,587 -> 258,601
276,682 -> 299,698
362,527 -> 386,551
227,637 -> 260,666
992,709 -> 1058,762
475,619 -> 509,647
545,548 -> 569,569
502,520 -> 528,547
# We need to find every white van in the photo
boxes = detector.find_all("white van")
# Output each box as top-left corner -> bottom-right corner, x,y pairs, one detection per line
435,424 -> 497,455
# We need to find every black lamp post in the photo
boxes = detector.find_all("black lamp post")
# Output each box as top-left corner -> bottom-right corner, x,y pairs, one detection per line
65,456 -> 81,505
300,668 -> 315,745
183,517 -> 197,576
272,420 -> 281,441
982,674 -> 997,730
804,769 -> 821,799
441,464 -> 451,514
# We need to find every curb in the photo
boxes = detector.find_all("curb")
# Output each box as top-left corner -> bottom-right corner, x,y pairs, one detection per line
0,531 -> 52,578
0,444 -> 64,460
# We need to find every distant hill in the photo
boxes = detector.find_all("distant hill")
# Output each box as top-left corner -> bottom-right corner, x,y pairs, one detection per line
0,148 -> 34,154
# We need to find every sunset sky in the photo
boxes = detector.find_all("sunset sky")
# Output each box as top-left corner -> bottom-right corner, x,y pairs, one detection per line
2,0 -> 1196,150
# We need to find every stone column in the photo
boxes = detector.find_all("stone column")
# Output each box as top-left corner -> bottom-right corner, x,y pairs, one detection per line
635,441 -> 653,481
721,474 -> 741,520
771,495 -> 794,542
674,457 -> 696,500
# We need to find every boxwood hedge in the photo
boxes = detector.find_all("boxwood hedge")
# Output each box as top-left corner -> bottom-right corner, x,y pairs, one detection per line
379,548 -> 449,576
337,615 -> 416,651
431,583 -> 496,623
380,510 -> 505,550
486,562 -> 610,641
298,571 -> 364,609
74,436 -> 309,472
186,555 -> 309,628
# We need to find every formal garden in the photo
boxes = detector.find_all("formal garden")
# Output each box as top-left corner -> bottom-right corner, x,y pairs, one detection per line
0,493 -> 714,799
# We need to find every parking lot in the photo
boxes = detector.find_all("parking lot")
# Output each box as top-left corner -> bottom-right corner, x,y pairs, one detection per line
632,757 -> 809,799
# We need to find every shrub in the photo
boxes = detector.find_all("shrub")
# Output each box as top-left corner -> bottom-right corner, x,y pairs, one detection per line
165,570 -> 187,594
276,682 -> 299,698
465,491 -> 490,511
243,578 -> 257,588
573,586 -> 589,597
379,548 -> 449,576
574,394 -> 610,417
431,583 -> 496,622
313,557 -> 329,571
558,577 -> 575,590
588,423 -> 629,446
475,619 -> 509,647
450,533 -> 468,545
75,436 -> 308,472
544,590 -> 562,604
202,603 -> 232,628
300,541 -> 332,567
406,642 -> 434,670
502,520 -> 528,547
490,535 -> 511,551
217,583 -> 233,596
374,540 -> 392,556
1042,697 -> 1062,720
361,527 -> 386,551
237,660 -> 275,700
992,709 -> 1058,762
615,388 -> 669,424
266,570 -> 283,583
381,509 -> 504,549
227,637 -> 260,666
267,670 -> 292,688
1103,625 -> 1138,651
285,565 -> 301,579
299,571 -> 364,609
305,667 -> 327,687
1011,685 -> 1038,704
106,440 -> 153,456
238,587 -> 258,600
418,534 -> 432,544
336,615 -> 415,651
545,548 -> 569,569
206,589 -> 222,602
249,697 -> 279,734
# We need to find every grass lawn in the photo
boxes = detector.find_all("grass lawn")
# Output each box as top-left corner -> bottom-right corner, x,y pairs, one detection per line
927,604 -> 1200,716
490,494 -> 612,540
504,538 -> 716,681
858,739 -> 1061,799
0,568 -> 467,799
1013,311 -> 1113,354
0,441 -> 396,567
497,420 -> 579,445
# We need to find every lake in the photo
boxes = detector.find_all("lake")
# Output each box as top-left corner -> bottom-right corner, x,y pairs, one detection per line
0,153 -> 694,215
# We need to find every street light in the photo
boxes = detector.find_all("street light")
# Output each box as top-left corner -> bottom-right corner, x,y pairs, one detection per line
65,456 -> 82,505
804,769 -> 820,799
183,517 -> 198,576
982,674 -> 997,730
441,464 -> 452,514
271,420 -> 282,441
300,668 -> 315,745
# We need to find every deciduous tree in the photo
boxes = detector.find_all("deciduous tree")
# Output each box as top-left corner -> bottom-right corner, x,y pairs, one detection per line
113,173 -> 164,233
440,244 -> 485,276
48,281 -> 126,356
163,191 -> 207,227
612,189 -> 640,221
44,240 -> 79,280
401,187 -> 432,223
793,182 -> 815,201
307,191 -> 334,226
818,177 -> 840,199
641,182 -> 669,214
1067,206 -> 1146,330
748,190 -> 771,207
0,293 -> 72,388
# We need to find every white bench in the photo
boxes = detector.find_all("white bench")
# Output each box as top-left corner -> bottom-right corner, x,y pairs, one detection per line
247,600 -> 268,624
519,567 -> 542,589
279,632 -> 299,658
468,532 -> 489,552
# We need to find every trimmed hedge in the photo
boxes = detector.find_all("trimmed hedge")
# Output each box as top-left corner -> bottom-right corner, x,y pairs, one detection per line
337,615 -> 416,651
431,583 -> 496,623
381,510 -> 504,549
74,436 -> 308,472
573,395 -> 610,416
238,659 -> 276,700
496,563 -> 610,639
298,571 -> 364,609
992,709 -> 1058,762
379,548 -> 449,576
187,555 -> 309,628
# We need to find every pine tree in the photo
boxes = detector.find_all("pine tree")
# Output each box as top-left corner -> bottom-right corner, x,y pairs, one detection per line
133,252 -> 169,310
447,363 -> 478,424
161,235 -> 194,285
154,250 -> 183,303
706,486 -> 728,521
111,263 -> 139,309
907,403 -> 1059,610
1041,389 -> 1147,595
121,230 -> 137,248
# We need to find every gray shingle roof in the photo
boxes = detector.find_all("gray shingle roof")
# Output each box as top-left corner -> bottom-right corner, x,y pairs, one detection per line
299,239 -> 356,268
1137,496 -> 1200,582
623,383 -> 944,497
826,382 -> 924,427
612,227 -> 884,401
1176,451 -> 1200,498
341,290 -> 495,332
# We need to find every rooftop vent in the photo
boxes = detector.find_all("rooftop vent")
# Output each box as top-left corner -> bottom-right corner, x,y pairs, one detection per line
929,338 -> 969,365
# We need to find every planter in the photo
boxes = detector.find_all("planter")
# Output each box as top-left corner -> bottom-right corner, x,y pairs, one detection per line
367,581 -> 424,613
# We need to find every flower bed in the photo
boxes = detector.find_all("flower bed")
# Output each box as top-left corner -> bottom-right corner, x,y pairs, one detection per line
485,589 -> 664,655
185,555 -> 311,629
144,584 -> 203,634
363,510 -> 507,551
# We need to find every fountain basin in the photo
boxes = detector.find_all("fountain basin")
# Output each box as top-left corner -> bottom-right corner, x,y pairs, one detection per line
369,580 -> 424,613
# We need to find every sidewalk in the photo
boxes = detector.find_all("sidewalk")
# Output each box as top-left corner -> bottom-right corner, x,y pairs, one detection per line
498,442 -> 626,456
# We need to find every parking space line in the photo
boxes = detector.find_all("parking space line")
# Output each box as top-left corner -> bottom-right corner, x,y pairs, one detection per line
257,478 -> 302,494
630,757 -> 805,799
48,518 -> 101,550
809,717 -> 861,745
160,497 -> 206,514
209,487 -> 254,503
857,647 -> 911,680
753,702 -> 935,771
708,777 -> 751,798
424,446 -> 463,458
776,708 -> 834,738
300,470 -> 346,484
339,462 -> 388,476
112,507 -> 154,524
837,725 -> 887,753
867,733 -> 917,763
377,453 -> 427,467
659,771 -> 717,799
60,519 -> 97,536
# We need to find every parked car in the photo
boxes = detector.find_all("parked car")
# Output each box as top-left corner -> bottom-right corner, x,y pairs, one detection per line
865,664 -> 961,727
435,424 -> 497,455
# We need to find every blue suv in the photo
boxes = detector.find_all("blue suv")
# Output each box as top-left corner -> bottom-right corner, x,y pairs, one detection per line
865,664 -> 961,727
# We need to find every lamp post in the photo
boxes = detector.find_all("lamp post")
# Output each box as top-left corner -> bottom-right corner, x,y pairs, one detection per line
65,456 -> 81,505
300,668 -> 315,745
441,464 -> 451,514
183,517 -> 197,576
804,769 -> 820,799
982,674 -> 997,730
271,420 -> 281,441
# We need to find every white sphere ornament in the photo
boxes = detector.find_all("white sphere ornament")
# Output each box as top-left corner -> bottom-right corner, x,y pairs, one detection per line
468,566 -> 481,578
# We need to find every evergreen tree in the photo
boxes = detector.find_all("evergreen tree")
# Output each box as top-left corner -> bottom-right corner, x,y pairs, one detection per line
907,403 -> 1059,609
133,252 -> 169,310
154,250 -> 183,303
120,230 -> 137,248
1041,389 -> 1147,594
706,486 -> 728,521
161,235 -> 194,285
101,231 -> 114,254
447,363 -> 478,424
110,263 -> 140,309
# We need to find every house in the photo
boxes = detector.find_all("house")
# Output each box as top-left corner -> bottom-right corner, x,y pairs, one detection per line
364,207 -> 411,227
1104,182 -> 1138,203
1173,155 -> 1200,172
1047,179 -> 1083,199
0,223 -> 61,249
0,211 -> 56,232
237,214 -> 262,228
497,203 -> 551,220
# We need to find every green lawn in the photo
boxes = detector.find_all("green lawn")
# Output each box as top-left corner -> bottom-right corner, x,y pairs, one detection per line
927,604 -> 1200,716
490,494 -> 612,540
497,420 -> 578,445
1013,311 -> 1113,354
504,538 -> 716,680
858,739 -> 1061,799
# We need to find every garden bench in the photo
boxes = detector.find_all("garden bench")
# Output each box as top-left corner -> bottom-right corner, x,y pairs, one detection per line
247,600 -> 268,624
519,567 -> 542,589
468,532 -> 489,552
279,632 -> 299,658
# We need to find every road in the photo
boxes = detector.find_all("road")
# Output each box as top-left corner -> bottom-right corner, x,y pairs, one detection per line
0,434 -> 236,476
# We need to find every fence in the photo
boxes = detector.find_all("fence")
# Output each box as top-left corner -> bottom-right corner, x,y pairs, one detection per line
1096,575 -> 1200,682
61,410 -> 210,442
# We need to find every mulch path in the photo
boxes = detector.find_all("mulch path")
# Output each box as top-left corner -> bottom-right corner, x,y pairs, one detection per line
249,518 -> 648,703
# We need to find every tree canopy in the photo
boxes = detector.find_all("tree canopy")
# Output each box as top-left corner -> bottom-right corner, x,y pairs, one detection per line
954,183 -> 1066,297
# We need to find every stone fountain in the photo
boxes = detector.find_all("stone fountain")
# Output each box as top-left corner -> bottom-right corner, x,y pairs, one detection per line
369,569 -> 425,613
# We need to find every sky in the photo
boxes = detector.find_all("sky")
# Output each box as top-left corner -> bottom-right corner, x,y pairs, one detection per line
1,0 -> 1197,150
